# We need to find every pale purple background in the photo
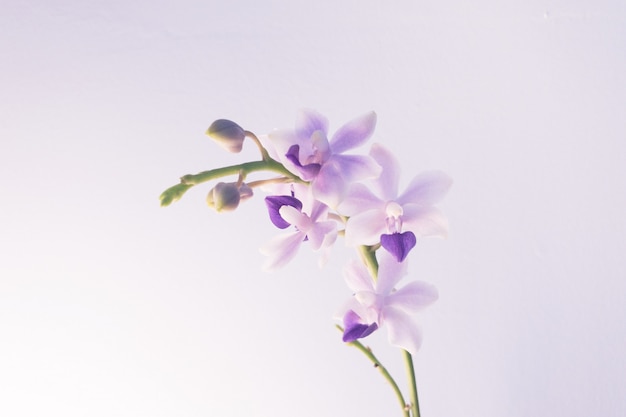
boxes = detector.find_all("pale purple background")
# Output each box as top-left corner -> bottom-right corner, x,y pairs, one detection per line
1,1 -> 625,416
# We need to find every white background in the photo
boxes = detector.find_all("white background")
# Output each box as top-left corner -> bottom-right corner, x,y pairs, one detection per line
1,1 -> 625,416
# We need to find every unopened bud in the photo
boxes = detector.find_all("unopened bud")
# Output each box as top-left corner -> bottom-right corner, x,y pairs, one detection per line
206,119 -> 246,153
238,183 -> 254,201
206,182 -> 253,212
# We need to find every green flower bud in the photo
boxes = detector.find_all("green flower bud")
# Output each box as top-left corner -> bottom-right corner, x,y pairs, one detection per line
206,182 -> 253,212
206,119 -> 246,153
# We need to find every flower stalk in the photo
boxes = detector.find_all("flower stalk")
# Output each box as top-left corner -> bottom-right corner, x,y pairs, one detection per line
403,350 -> 421,417
336,325 -> 410,417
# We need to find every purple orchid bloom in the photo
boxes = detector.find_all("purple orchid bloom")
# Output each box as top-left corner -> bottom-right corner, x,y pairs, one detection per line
339,143 -> 452,262
340,251 -> 438,355
259,193 -> 338,271
268,110 -> 382,208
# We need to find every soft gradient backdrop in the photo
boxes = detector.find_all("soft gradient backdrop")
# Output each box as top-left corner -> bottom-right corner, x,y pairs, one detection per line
2,1 -> 625,416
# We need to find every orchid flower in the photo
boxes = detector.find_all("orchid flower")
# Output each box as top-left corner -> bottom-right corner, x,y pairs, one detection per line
161,109 -> 452,417
339,143 -> 452,262
260,187 -> 338,270
340,251 -> 438,355
267,109 -> 382,208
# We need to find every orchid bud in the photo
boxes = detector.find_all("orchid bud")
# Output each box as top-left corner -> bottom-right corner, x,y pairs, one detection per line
206,182 -> 253,212
238,183 -> 254,201
206,119 -> 246,153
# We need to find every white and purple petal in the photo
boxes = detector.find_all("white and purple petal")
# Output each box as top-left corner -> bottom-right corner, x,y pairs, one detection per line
343,259 -> 375,293
369,143 -> 401,201
376,251 -> 409,295
387,281 -> 439,314
330,111 -> 377,154
279,205 -> 312,232
402,205 -> 449,238
307,220 -> 337,250
295,109 -> 328,139
343,208 -> 387,246
383,306 -> 423,355
311,161 -> 346,208
396,170 -> 453,207
330,154 -> 382,183
259,231 -> 306,271
312,155 -> 381,208
338,183 -> 384,217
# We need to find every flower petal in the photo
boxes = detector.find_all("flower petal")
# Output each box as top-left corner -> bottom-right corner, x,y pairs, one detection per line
311,161 -> 346,208
308,199 -> 329,222
338,183 -> 384,217
330,154 -> 382,183
267,129 -> 302,155
307,220 -> 337,250
265,195 -> 303,229
383,306 -> 423,355
343,259 -> 375,293
387,280 -> 439,314
380,231 -> 416,262
330,111 -> 377,154
396,170 -> 453,207
285,144 -> 321,180
402,205 -> 449,238
376,250 -> 408,295
342,310 -> 379,342
295,109 -> 328,139
267,129 -> 308,178
311,130 -> 331,163
259,231 -> 305,270
279,205 -> 311,232
369,143 -> 401,200
343,208 -> 387,246
314,155 -> 382,208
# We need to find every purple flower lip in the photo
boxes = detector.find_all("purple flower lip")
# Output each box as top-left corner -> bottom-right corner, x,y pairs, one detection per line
380,231 -> 417,262
342,310 -> 378,342
265,195 -> 303,229
285,144 -> 321,180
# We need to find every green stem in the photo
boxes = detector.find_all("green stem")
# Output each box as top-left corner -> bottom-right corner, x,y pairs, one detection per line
180,159 -> 299,185
336,325 -> 410,417
244,130 -> 270,161
159,158 -> 304,207
357,245 -> 379,281
402,350 -> 420,417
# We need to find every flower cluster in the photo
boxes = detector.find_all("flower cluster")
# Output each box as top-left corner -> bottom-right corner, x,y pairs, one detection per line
160,110 -> 451,356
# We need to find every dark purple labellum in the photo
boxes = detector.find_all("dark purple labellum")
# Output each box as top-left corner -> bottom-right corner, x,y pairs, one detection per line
264,195 -> 303,229
380,231 -> 417,262
285,144 -> 321,180
342,310 -> 378,342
